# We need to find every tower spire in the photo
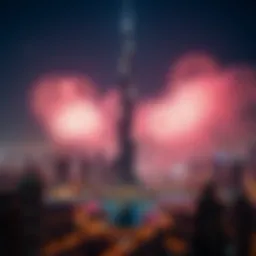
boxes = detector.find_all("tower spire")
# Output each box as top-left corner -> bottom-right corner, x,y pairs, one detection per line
118,0 -> 136,79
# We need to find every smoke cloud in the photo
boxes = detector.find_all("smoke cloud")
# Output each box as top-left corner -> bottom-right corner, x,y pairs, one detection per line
29,52 -> 256,185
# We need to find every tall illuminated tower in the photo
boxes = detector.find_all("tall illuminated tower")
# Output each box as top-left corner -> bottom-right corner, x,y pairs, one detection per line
116,0 -> 137,183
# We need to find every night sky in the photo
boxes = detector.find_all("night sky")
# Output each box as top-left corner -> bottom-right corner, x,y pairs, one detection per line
1,0 -> 256,143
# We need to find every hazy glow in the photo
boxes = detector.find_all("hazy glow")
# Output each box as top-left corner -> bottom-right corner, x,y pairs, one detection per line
134,52 -> 256,185
50,101 -> 102,143
30,74 -> 117,157
146,79 -> 217,142
29,52 -> 256,187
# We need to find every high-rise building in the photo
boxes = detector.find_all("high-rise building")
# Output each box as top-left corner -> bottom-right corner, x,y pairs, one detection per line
17,163 -> 43,255
116,0 -> 137,183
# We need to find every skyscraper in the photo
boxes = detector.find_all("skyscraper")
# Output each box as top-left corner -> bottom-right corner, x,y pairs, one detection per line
116,0 -> 137,183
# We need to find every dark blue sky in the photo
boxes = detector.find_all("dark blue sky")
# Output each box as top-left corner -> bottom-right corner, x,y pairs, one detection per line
1,0 -> 256,142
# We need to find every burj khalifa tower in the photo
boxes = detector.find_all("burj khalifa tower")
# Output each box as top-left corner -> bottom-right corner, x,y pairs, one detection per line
116,0 -> 137,183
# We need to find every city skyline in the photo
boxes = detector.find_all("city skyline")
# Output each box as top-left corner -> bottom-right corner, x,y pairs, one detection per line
1,0 -> 256,143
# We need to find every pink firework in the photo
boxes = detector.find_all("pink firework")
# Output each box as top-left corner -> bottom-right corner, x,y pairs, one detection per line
135,75 -> 229,149
29,74 -> 112,154
134,52 -> 256,185
49,100 -> 103,146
